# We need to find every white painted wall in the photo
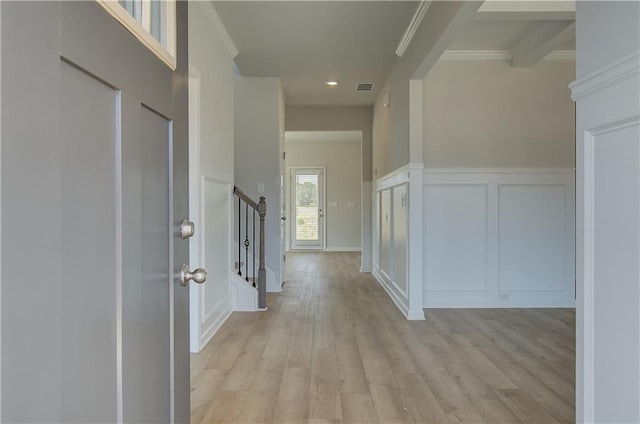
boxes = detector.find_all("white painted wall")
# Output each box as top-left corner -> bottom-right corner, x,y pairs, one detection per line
285,106 -> 373,271
573,2 -> 640,422
234,76 -> 284,292
187,2 -> 235,352
422,58 -> 576,167
285,133 -> 362,251
423,169 -> 575,308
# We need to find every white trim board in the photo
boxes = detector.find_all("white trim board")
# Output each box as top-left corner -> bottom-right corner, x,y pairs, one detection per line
570,51 -> 639,101
324,247 -> 361,252
96,0 -> 177,69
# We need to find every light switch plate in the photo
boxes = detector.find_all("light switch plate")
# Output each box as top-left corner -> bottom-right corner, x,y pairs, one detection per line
328,201 -> 338,208
347,201 -> 355,208
258,183 -> 264,193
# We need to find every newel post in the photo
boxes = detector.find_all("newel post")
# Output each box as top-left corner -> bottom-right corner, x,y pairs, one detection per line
257,196 -> 267,309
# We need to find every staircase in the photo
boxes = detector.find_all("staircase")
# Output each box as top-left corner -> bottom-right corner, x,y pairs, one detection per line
233,186 -> 267,310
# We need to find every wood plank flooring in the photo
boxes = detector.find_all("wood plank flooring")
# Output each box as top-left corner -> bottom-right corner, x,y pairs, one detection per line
191,252 -> 575,423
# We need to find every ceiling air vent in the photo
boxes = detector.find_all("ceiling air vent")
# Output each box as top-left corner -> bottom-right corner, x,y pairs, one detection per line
356,83 -> 375,91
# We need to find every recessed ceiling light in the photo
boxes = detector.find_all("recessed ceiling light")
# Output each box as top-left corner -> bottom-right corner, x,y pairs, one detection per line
325,80 -> 339,86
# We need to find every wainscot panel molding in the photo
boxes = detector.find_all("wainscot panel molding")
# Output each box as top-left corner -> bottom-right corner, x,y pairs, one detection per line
372,163 -> 425,320
189,150 -> 234,353
423,168 -> 576,308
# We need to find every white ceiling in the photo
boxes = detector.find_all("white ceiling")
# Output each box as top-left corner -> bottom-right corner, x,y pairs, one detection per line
212,1 -> 576,107
213,1 -> 419,106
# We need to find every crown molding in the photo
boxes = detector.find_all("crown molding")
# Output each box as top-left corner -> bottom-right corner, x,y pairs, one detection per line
439,49 -> 576,62
200,1 -> 239,58
570,50 -> 639,101
440,50 -> 511,60
395,1 -> 432,57
545,50 -> 576,60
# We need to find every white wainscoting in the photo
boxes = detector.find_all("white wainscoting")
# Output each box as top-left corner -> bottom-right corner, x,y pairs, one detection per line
423,168 -> 575,308
372,164 -> 425,320
189,157 -> 234,353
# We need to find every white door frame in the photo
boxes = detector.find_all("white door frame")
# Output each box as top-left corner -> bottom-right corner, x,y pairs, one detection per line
289,166 -> 326,250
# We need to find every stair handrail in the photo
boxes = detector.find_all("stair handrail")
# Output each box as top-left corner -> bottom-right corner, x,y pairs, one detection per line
233,186 -> 267,310
233,186 -> 259,210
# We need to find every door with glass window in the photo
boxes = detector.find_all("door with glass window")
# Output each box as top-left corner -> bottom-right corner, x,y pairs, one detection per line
290,168 -> 325,250
1,1 -> 190,423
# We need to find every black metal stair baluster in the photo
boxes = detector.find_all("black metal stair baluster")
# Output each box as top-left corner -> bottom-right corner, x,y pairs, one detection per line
244,203 -> 249,282
253,209 -> 256,287
238,197 -> 241,276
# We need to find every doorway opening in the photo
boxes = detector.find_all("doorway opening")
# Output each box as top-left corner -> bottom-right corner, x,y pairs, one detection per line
290,167 -> 325,250
284,130 -> 363,254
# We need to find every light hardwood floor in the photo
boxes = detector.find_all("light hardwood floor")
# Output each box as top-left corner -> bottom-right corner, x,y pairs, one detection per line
191,252 -> 575,424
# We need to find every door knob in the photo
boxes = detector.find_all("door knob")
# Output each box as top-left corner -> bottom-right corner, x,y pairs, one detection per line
180,264 -> 207,286
281,216 -> 286,221
180,219 -> 195,239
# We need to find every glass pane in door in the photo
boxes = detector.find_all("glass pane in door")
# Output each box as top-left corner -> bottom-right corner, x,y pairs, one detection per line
295,174 -> 319,241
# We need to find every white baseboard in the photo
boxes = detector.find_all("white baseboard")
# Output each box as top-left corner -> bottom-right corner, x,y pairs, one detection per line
373,265 -> 424,320
198,298 -> 232,351
324,247 -> 361,252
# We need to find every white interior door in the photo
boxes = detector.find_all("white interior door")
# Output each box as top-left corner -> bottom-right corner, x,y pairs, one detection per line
1,2 -> 191,422
290,168 -> 325,250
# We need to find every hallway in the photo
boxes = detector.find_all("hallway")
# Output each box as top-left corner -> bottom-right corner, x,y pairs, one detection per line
190,252 -> 575,423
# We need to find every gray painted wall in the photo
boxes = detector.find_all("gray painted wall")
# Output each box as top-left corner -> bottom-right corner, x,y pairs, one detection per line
285,106 -> 372,181
422,58 -> 576,168
576,1 -> 640,78
285,137 -> 362,250
372,1 -> 480,177
234,76 -> 284,291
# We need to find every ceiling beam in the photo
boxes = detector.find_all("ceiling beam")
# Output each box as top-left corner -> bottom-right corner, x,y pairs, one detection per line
477,0 -> 575,20
411,1 -> 484,79
511,20 -> 575,67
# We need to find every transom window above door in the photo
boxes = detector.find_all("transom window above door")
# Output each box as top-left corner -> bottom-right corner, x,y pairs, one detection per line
96,0 -> 176,69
